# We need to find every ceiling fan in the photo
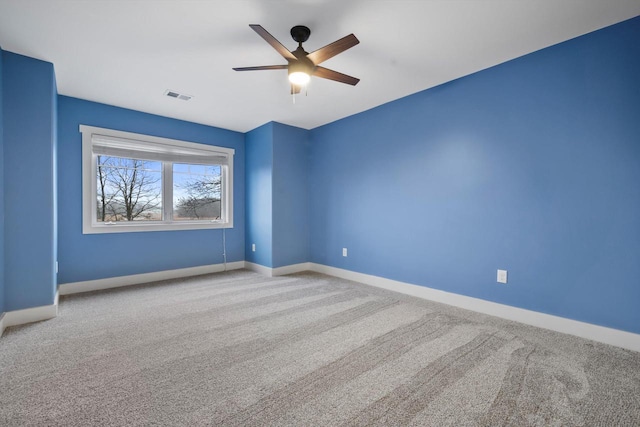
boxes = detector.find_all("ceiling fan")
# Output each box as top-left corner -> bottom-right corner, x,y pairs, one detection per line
233,24 -> 360,94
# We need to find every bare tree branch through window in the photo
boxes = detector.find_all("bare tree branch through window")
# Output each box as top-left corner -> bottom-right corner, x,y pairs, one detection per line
96,156 -> 162,222
174,164 -> 221,221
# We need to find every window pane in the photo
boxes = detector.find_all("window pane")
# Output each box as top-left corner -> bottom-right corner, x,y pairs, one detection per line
96,155 -> 163,222
173,163 -> 222,221
173,163 -> 189,173
186,164 -> 207,175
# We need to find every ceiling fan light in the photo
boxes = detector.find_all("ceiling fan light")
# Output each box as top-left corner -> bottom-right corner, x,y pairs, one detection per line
289,71 -> 310,86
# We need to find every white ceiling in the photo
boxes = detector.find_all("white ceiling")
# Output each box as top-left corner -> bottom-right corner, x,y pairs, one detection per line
0,1 -> 638,133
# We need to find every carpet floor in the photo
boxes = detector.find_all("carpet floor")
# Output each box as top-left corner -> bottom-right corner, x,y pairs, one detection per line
0,270 -> 639,426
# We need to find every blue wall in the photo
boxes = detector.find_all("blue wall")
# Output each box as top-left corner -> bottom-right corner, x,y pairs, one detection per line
272,122 -> 310,268
0,46 -> 4,314
245,123 -> 274,267
309,17 -> 640,334
245,122 -> 310,268
2,51 -> 57,311
57,96 -> 245,284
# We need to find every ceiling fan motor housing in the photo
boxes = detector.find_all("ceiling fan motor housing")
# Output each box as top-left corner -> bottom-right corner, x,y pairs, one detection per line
288,57 -> 315,77
290,25 -> 311,44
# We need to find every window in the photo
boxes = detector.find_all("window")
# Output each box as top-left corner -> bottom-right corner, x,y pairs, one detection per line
81,125 -> 234,234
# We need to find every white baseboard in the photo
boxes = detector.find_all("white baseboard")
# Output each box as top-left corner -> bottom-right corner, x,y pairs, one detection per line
59,261 -> 245,296
307,263 -> 640,353
0,291 -> 59,337
244,262 -> 274,276
244,261 -> 312,277
0,313 -> 5,338
274,262 -> 313,276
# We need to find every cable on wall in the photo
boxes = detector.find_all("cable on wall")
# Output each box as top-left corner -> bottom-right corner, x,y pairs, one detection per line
222,227 -> 227,271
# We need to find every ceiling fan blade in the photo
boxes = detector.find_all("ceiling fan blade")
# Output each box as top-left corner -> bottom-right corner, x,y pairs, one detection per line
249,24 -> 296,61
313,66 -> 360,86
233,65 -> 288,71
306,34 -> 359,65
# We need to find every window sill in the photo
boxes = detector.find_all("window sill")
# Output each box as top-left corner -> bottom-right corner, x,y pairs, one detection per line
83,220 -> 233,234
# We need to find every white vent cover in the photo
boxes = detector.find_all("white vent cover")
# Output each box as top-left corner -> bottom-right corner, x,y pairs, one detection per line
164,90 -> 193,101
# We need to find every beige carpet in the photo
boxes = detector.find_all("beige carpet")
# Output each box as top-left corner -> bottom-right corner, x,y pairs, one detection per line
0,270 -> 638,426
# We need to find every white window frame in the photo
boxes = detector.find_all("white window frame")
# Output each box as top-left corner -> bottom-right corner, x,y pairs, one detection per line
80,125 -> 234,234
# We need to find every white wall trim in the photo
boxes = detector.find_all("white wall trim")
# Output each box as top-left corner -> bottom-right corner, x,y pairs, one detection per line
244,261 -> 275,277
305,263 -> 640,353
244,262 -> 311,277
1,291 -> 59,336
59,261 -> 245,296
274,262 -> 312,276
80,124 -> 235,234
0,313 -> 5,338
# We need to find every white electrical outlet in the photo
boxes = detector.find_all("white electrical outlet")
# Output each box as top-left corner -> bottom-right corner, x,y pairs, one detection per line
497,269 -> 508,284
342,248 -> 348,257
252,243 -> 256,252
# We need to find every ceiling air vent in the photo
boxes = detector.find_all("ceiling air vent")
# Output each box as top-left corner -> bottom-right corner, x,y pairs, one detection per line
164,90 -> 193,101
